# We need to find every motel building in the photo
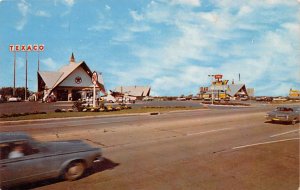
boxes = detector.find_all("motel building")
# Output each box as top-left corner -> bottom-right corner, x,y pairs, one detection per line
199,76 -> 254,100
38,53 -> 105,101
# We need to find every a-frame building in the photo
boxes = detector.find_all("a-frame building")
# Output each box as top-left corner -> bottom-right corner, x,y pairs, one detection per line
38,53 -> 105,101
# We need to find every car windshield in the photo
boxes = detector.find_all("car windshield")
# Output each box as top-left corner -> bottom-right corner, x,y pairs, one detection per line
276,107 -> 293,112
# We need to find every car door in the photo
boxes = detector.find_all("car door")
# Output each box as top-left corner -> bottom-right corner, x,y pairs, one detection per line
0,141 -> 60,187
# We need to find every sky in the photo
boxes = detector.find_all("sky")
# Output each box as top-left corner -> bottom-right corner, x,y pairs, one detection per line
0,0 -> 299,96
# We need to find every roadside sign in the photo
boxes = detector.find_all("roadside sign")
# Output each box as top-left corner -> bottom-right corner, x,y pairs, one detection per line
92,71 -> 98,85
214,74 -> 223,80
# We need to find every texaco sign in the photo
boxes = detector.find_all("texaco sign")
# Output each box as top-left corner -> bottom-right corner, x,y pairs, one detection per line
9,44 -> 45,52
92,71 -> 98,85
75,76 -> 82,84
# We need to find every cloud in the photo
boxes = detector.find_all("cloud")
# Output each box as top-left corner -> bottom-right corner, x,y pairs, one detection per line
63,0 -> 74,7
128,24 -> 151,32
170,0 -> 201,6
35,10 -> 51,17
16,0 -> 30,30
88,13 -> 113,31
41,58 -> 59,70
130,10 -> 144,21
105,5 -> 111,11
109,0 -> 300,96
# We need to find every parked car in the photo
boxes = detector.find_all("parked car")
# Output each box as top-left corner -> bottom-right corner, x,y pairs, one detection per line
8,97 -> 21,102
0,132 -> 103,188
272,97 -> 287,101
176,97 -> 187,101
265,106 -> 300,125
142,96 -> 154,101
240,96 -> 249,101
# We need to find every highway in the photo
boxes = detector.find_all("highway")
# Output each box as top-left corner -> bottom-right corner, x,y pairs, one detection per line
1,105 -> 299,190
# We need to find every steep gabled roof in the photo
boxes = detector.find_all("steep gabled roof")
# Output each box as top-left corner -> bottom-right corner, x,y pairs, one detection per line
54,61 -> 83,88
38,71 -> 63,89
114,86 -> 151,96
227,84 -> 246,96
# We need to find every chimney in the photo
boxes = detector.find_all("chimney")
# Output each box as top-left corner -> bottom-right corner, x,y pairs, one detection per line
70,52 -> 75,64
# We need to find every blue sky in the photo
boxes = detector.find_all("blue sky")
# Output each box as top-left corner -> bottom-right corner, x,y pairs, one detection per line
0,0 -> 299,96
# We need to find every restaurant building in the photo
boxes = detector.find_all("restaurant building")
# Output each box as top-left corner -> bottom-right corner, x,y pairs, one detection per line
38,53 -> 105,101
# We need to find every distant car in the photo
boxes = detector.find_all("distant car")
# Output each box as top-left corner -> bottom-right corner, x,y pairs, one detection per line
191,97 -> 200,100
0,132 -> 103,188
142,96 -> 154,101
256,96 -> 273,102
176,97 -> 186,101
8,97 -> 21,102
265,106 -> 300,125
240,96 -> 249,101
272,97 -> 287,101
203,97 -> 211,101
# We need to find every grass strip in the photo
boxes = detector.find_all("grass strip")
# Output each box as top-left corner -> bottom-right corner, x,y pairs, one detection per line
0,107 -> 201,121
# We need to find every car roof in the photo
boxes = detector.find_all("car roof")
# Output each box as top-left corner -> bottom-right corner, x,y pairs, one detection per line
276,106 -> 300,109
0,132 -> 32,143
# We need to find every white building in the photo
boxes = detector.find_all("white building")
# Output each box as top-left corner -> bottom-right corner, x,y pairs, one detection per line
113,86 -> 151,100
38,53 -> 105,101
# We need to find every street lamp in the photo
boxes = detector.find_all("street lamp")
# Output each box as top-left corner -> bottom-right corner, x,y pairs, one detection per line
208,75 -> 215,105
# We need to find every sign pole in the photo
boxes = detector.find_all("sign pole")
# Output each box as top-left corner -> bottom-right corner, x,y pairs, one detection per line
25,51 -> 28,101
13,51 -> 16,97
93,84 -> 96,107
38,50 -> 40,71
92,71 -> 98,108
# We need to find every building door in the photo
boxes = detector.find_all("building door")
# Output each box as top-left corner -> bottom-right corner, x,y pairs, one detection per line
72,90 -> 81,101
56,90 -> 68,101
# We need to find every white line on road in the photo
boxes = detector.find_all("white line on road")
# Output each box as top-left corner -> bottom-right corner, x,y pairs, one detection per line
187,127 -> 233,136
232,138 -> 300,150
270,129 -> 300,138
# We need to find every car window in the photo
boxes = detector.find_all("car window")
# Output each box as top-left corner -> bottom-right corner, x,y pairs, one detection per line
1,141 -> 39,160
276,107 -> 293,112
0,143 -> 10,160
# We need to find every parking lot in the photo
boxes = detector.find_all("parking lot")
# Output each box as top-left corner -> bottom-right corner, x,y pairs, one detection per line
1,103 -> 299,190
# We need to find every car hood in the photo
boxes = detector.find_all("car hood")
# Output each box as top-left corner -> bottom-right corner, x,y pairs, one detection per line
41,140 -> 100,154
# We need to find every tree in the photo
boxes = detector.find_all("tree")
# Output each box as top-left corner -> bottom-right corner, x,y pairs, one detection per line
0,87 -> 32,100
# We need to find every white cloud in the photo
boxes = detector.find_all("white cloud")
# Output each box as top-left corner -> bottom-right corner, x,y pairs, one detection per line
105,5 -> 111,11
41,58 -> 59,70
128,24 -> 151,32
16,0 -> 30,30
130,10 -> 144,21
63,0 -> 74,7
112,33 -> 133,43
35,10 -> 51,17
170,0 -> 201,6
118,0 -> 300,96
88,13 -> 113,31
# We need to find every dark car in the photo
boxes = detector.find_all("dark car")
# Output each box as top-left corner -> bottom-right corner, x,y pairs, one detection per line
265,106 -> 300,125
0,132 -> 103,188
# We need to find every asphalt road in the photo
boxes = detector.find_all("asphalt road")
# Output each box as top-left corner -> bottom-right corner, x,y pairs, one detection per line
0,105 -> 299,190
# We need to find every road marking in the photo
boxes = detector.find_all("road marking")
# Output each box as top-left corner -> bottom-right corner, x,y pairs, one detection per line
270,129 -> 300,138
232,138 -> 300,150
187,127 -> 233,136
